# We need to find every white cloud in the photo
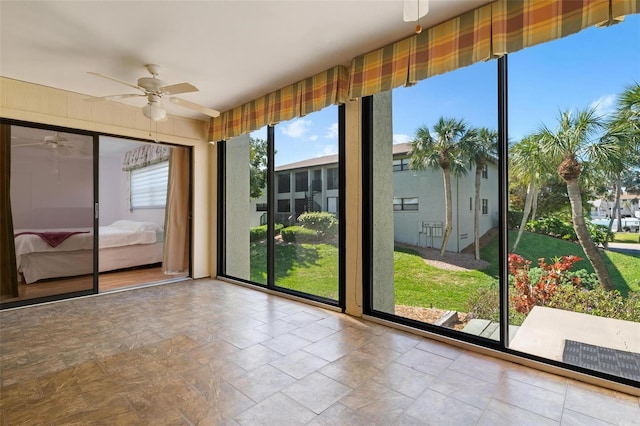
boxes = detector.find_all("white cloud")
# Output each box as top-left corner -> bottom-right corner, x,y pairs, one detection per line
325,122 -> 339,139
590,94 -> 617,118
309,135 -> 318,141
282,119 -> 312,138
320,145 -> 338,156
393,133 -> 412,144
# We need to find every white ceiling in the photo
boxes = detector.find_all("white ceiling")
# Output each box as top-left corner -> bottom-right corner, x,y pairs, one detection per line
1,0 -> 490,122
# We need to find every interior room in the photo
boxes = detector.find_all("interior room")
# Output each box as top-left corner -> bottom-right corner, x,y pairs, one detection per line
1,0 -> 639,424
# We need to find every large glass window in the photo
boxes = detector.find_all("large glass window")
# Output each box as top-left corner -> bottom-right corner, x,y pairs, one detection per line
221,107 -> 342,305
506,16 -> 640,383
369,59 -> 500,339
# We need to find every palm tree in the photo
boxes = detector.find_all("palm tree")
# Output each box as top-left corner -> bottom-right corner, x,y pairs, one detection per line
409,117 -> 474,256
538,107 -> 617,291
510,134 -> 553,252
462,127 -> 497,260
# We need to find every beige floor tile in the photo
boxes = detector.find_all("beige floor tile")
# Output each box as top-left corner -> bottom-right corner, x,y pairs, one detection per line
227,364 -> 297,403
404,388 -> 484,425
234,392 -> 316,425
339,380 -> 414,424
371,362 -> 435,399
269,349 -> 329,379
1,280 -> 636,426
478,399 -> 559,426
281,371 -> 352,414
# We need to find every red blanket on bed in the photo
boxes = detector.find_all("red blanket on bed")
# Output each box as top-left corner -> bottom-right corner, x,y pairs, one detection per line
14,231 -> 90,248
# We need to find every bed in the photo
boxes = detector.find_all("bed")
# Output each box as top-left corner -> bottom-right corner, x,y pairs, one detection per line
14,220 -> 165,284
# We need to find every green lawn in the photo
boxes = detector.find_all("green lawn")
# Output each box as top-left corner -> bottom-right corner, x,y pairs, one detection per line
248,230 -> 639,311
613,232 -> 640,244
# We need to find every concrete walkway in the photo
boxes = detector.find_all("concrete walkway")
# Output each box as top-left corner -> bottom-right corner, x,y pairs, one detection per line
606,242 -> 640,256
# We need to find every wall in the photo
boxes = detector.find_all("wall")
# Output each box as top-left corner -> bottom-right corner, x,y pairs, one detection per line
98,139 -> 166,228
1,77 -> 211,278
11,145 -> 93,229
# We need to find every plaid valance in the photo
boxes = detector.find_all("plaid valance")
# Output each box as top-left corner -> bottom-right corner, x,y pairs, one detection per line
209,65 -> 348,142
349,0 -> 633,99
122,144 -> 170,171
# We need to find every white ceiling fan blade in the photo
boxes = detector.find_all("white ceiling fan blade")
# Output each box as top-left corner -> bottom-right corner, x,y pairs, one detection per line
161,82 -> 199,96
170,97 -> 220,117
85,93 -> 145,102
403,0 -> 429,22
87,71 -> 146,93
13,142 -> 44,147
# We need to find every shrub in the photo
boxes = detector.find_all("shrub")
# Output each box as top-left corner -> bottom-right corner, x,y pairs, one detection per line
297,212 -> 338,233
465,284 -> 527,326
249,224 -> 283,242
508,211 -> 524,230
281,226 -> 319,243
548,287 -> 640,322
522,267 -> 599,291
509,253 -> 581,314
526,214 -> 613,246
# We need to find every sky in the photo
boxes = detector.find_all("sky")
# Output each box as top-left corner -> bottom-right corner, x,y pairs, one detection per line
253,14 -> 640,167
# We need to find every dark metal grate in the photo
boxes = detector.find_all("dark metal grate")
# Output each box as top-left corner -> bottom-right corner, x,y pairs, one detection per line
563,340 -> 640,381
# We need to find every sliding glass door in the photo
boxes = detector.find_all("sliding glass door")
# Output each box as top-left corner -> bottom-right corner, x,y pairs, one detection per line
1,123 -> 96,306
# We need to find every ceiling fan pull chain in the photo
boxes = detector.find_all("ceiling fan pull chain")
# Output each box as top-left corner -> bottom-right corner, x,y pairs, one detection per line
416,0 -> 422,34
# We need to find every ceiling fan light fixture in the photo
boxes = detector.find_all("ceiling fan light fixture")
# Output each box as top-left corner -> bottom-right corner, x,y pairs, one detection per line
142,99 -> 167,121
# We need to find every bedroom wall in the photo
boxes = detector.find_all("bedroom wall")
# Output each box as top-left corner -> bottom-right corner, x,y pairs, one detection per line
11,147 -> 94,229
98,152 -> 166,228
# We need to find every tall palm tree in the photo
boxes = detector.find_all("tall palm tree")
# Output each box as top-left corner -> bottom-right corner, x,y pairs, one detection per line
538,107 -> 617,291
510,134 -> 553,252
409,117 -> 474,256
462,127 -> 497,260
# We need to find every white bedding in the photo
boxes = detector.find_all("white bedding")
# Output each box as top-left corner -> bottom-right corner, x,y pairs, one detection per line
14,225 -> 159,273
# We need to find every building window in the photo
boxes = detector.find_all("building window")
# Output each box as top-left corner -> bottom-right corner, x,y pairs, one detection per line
393,197 -> 419,211
327,197 -> 338,213
277,199 -> 290,213
482,164 -> 488,179
327,167 -> 338,190
482,199 -> 488,215
130,161 -> 168,209
277,173 -> 290,193
393,158 -> 410,172
256,203 -> 267,212
295,171 -> 308,192
312,170 -> 322,191
470,197 -> 473,211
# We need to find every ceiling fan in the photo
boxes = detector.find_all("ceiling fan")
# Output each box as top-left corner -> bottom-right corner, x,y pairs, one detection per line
12,132 -> 83,157
86,64 -> 220,121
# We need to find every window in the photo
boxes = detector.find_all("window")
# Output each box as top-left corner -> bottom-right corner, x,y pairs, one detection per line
256,203 -> 267,212
278,173 -> 290,193
482,198 -> 488,215
312,170 -> 322,191
327,167 -> 338,190
393,197 -> 418,211
295,171 -> 308,192
482,164 -> 488,179
327,197 -> 338,213
393,158 -> 410,172
277,199 -> 290,213
470,197 -> 473,211
130,161 -> 168,209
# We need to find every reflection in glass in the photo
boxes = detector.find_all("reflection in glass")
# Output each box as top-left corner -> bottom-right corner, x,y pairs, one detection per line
4,125 -> 94,303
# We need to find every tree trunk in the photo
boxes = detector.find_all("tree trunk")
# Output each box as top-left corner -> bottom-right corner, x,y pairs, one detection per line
566,179 -> 615,291
440,168 -> 453,256
512,181 -> 534,252
615,179 -> 622,232
531,187 -> 539,220
473,163 -> 482,260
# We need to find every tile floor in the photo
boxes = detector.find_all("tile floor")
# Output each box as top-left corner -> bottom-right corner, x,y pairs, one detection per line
1,279 -> 639,425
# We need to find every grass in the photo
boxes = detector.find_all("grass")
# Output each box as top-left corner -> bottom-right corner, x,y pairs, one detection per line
613,232 -> 640,244
250,242 -> 339,300
247,230 -> 639,312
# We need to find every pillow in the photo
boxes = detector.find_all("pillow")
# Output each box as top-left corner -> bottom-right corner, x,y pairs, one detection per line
110,220 -> 162,232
